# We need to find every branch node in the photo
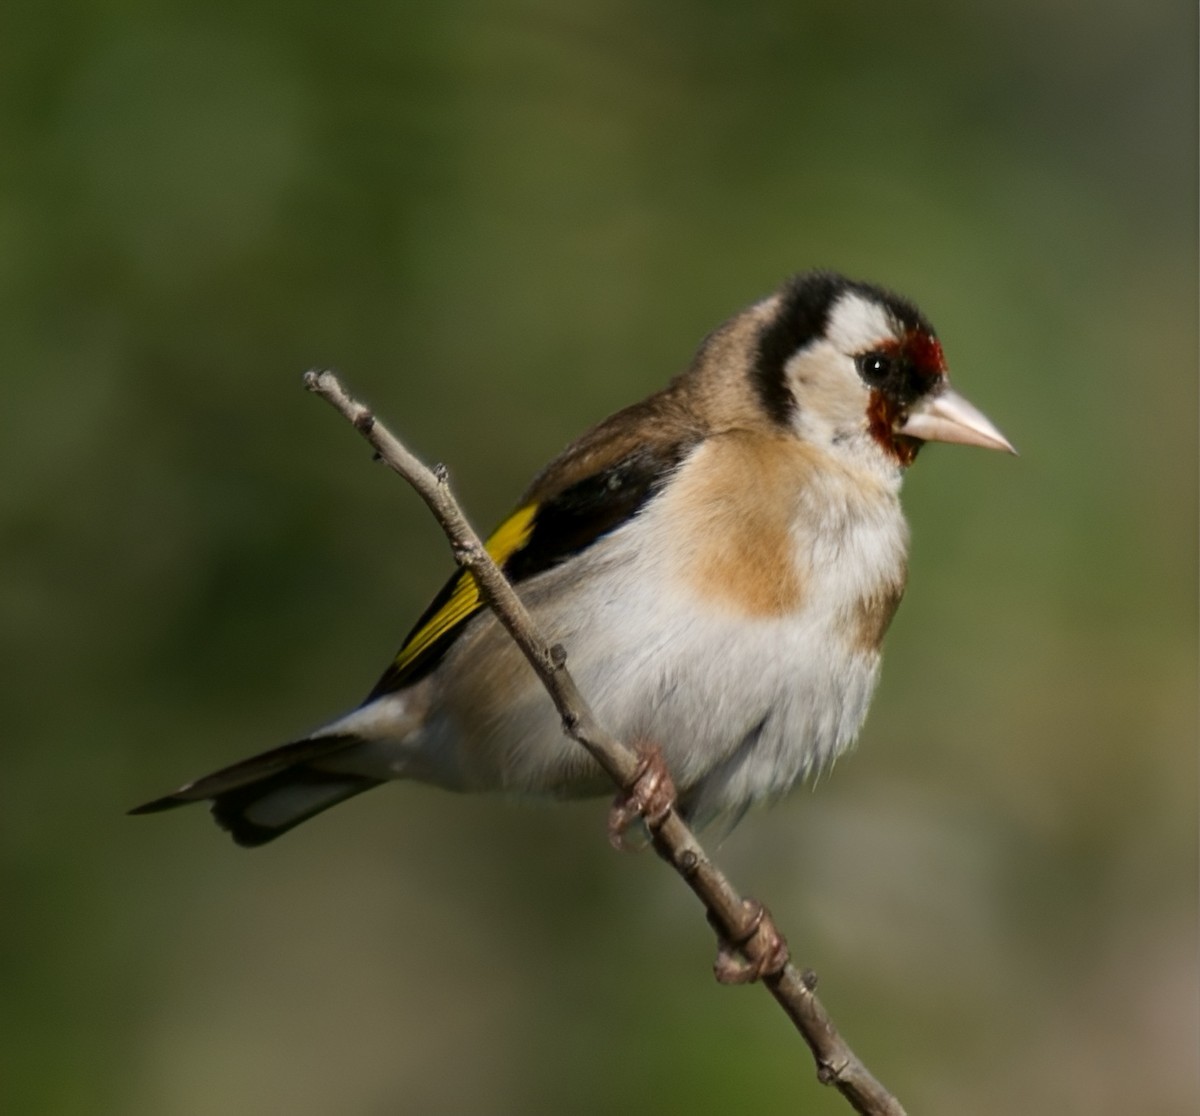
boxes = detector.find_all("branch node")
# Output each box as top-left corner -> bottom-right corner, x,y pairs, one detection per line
678,849 -> 700,877
817,1057 -> 852,1088
303,367 -> 340,394
549,642 -> 568,669
432,462 -> 450,484
353,410 -> 376,434
452,541 -> 482,565
801,967 -> 819,991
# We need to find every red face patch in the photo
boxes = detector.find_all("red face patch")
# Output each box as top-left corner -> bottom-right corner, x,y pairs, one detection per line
867,391 -> 920,466
904,330 -> 947,380
864,329 -> 946,466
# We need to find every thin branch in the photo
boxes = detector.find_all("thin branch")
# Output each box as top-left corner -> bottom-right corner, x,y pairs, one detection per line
303,368 -> 908,1116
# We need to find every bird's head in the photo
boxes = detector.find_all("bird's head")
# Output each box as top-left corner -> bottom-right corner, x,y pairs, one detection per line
745,271 -> 1014,467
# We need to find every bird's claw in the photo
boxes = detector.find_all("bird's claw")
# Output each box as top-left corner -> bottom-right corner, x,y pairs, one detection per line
711,899 -> 790,984
608,744 -> 675,850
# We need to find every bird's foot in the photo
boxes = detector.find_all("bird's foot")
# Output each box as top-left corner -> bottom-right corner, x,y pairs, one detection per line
608,743 -> 676,850
711,899 -> 790,985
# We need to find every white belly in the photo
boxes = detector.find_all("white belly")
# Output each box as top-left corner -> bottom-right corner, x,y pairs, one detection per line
400,463 -> 909,826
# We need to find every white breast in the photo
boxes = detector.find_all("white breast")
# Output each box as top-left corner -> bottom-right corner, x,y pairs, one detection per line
404,439 -> 910,828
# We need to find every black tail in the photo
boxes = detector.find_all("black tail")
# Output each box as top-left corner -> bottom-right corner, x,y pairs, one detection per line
129,735 -> 383,847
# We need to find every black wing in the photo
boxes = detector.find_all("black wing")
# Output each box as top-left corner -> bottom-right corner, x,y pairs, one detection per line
365,441 -> 694,699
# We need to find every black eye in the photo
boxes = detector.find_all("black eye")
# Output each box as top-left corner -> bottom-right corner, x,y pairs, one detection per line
856,351 -> 894,386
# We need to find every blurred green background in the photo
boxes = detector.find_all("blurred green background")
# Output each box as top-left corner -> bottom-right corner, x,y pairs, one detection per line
2,2 -> 1195,1113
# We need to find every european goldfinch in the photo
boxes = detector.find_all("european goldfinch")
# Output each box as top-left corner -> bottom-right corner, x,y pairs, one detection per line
132,271 -> 1013,846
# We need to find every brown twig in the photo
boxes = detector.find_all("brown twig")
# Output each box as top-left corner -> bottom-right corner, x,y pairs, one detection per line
303,368 -> 907,1116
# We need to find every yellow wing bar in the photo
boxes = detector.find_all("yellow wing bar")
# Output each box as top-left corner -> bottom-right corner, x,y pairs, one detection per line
390,503 -> 537,676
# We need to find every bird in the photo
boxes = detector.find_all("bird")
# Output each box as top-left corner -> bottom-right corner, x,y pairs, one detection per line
131,270 -> 1014,847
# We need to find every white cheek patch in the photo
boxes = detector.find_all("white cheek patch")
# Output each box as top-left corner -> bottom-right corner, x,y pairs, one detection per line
783,343 -> 869,439
825,292 -> 895,354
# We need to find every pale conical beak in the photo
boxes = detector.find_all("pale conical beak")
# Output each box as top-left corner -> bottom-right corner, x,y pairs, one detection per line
897,386 -> 1016,454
